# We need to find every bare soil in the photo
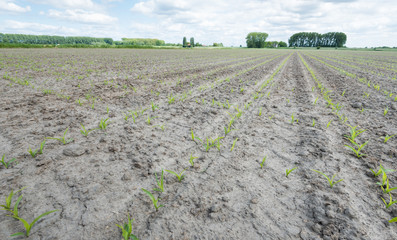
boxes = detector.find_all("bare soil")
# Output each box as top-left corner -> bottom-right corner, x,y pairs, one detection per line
1,48 -> 397,239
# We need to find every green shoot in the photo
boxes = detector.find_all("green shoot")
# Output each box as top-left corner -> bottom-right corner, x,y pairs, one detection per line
153,170 -> 164,192
314,97 -> 319,105
168,93 -> 175,104
123,113 -> 129,121
312,119 -> 316,127
290,114 -> 298,124
326,120 -> 332,128
11,209 -> 59,237
1,154 -> 16,169
345,141 -> 369,158
342,90 -> 346,96
6,195 -> 23,218
260,156 -> 266,169
286,167 -> 298,177
259,107 -> 262,116
381,179 -> 397,194
344,125 -> 366,143
370,164 -> 395,177
46,128 -> 73,144
106,106 -> 110,114
269,114 -> 274,120
191,129 -> 202,142
76,98 -> 83,106
141,188 -> 164,211
384,107 -> 389,116
151,102 -> 158,112
28,140 -> 45,158
99,118 -> 110,130
230,138 -> 238,152
189,154 -> 198,167
80,124 -> 98,136
359,107 -> 365,114
116,213 -> 139,240
165,169 -> 186,182
146,116 -> 157,125
311,169 -> 343,188
381,193 -> 397,208
389,217 -> 397,223
1,187 -> 26,212
382,134 -> 395,143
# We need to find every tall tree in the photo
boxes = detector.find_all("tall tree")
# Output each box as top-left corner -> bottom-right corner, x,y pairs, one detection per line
183,37 -> 187,47
288,32 -> 347,47
190,37 -> 194,47
246,32 -> 268,48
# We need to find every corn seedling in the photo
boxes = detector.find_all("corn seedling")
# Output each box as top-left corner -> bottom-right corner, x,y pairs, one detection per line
382,134 -> 396,143
345,141 -> 369,158
80,124 -> 97,137
123,113 -> 129,121
28,140 -> 45,158
46,128 -> 73,144
99,118 -> 110,130
1,187 -> 26,213
6,194 -> 22,218
370,164 -> 394,177
1,154 -> 16,169
381,193 -> 397,209
326,120 -> 332,128
168,94 -> 175,104
116,213 -> 139,240
384,107 -> 389,116
311,169 -> 343,188
269,114 -> 275,120
230,138 -> 238,152
342,90 -> 346,96
290,114 -> 298,124
11,209 -> 59,237
260,156 -> 266,169
191,129 -> 202,142
153,170 -> 164,192
344,125 -> 366,143
314,97 -> 319,105
146,116 -> 157,125
286,167 -> 298,177
151,102 -> 158,112
258,107 -> 262,116
141,188 -> 163,211
165,169 -> 186,182
312,119 -> 316,127
189,154 -> 198,167
106,106 -> 110,114
76,98 -> 83,106
381,179 -> 397,194
390,217 -> 397,223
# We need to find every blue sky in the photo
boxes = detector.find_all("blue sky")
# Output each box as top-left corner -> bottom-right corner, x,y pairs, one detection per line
0,0 -> 396,47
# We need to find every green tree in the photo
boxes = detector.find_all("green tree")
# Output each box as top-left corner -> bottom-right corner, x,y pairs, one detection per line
278,41 -> 287,47
190,37 -> 194,47
183,37 -> 187,47
246,32 -> 268,48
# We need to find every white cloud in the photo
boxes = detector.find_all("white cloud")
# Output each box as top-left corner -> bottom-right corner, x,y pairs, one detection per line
129,0 -> 397,47
0,0 -> 31,13
2,20 -> 79,35
47,9 -> 118,24
28,0 -> 96,10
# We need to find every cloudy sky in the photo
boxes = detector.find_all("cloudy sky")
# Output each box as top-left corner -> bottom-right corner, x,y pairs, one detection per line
0,0 -> 396,47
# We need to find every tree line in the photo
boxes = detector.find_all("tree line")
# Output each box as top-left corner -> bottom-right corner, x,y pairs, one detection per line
245,32 -> 287,48
0,33 -> 113,45
0,33 -> 171,47
288,32 -> 347,47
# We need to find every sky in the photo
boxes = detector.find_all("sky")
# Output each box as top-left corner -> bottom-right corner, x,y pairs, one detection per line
0,0 -> 396,47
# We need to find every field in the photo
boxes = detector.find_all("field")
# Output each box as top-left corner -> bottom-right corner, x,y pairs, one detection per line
0,48 -> 397,239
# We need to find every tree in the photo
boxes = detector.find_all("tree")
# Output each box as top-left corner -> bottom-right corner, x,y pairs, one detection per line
288,32 -> 347,47
183,37 -> 187,47
190,37 -> 194,47
246,32 -> 268,48
278,41 -> 287,47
